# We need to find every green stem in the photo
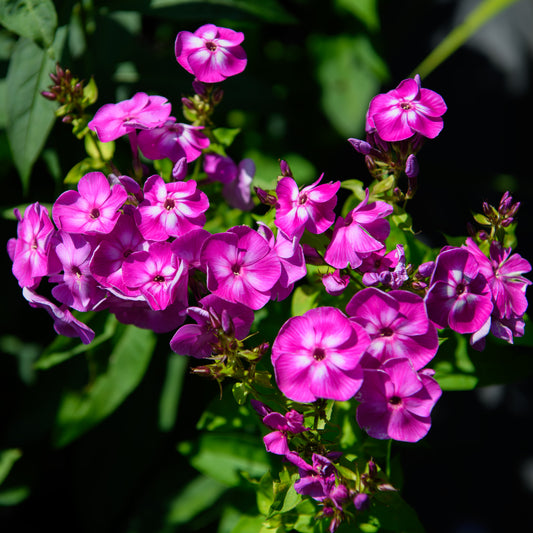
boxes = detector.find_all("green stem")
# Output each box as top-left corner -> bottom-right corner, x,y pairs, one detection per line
386,438 -> 392,479
411,0 -> 520,79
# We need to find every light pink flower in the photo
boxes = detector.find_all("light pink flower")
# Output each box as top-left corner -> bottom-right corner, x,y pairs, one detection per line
271,307 -> 370,403
367,76 -> 446,142
88,92 -> 171,142
175,24 -> 247,83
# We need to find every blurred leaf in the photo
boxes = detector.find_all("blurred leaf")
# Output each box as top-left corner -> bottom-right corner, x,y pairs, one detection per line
5,27 -> 66,194
0,486 -> 30,506
213,127 -> 241,148
309,34 -> 388,137
291,285 -> 319,317
84,134 -> 114,161
166,474 -> 228,525
178,432 -> 270,487
0,449 -> 22,486
230,514 -> 267,532
336,0 -> 380,31
64,156 -> 107,184
0,0 -> 57,47
158,352 -> 187,432
369,491 -> 425,533
34,313 -> 118,370
52,324 -> 156,447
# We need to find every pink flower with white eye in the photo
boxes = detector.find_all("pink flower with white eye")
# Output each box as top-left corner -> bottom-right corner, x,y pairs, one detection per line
346,287 -> 438,370
137,118 -> 210,164
200,225 -> 281,310
425,247 -> 493,334
136,175 -> 209,241
122,241 -> 187,312
175,24 -> 247,83
88,92 -> 171,143
275,174 -> 340,239
356,358 -> 442,443
49,231 -> 106,312
52,172 -> 127,235
324,189 -> 392,270
367,75 -> 447,142
271,307 -> 370,403
8,203 -> 57,288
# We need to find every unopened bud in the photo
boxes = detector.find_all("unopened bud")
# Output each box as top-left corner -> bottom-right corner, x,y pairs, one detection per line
279,159 -> 292,177
507,201 -> 520,218
41,91 -> 57,101
254,186 -> 277,206
482,201 -> 492,217
478,230 -> 489,241
348,138 -> 372,155
212,87 -> 224,105
498,191 -> 512,213
172,157 -> 188,181
220,309 -> 234,336
192,79 -> 208,97
353,493 -> 370,511
405,154 -> 419,178
181,97 -> 195,110
190,365 -> 215,377
500,217 -> 513,227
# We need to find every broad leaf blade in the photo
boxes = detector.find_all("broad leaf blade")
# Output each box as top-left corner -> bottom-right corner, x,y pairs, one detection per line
5,27 -> 66,194
52,324 -> 156,447
0,0 -> 57,47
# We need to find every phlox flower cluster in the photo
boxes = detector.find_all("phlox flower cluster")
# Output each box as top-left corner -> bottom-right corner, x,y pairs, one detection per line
8,22 -> 532,533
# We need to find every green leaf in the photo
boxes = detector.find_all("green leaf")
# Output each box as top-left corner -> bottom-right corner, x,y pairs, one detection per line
84,134 -> 114,161
340,179 -> 366,202
309,34 -> 388,137
0,0 -> 57,47
232,381 -> 250,405
5,27 -> 66,194
335,0 -> 380,31
372,175 -> 395,194
166,474 -> 228,525
64,156 -> 107,184
158,352 -> 188,432
291,286 -> 319,317
52,324 -> 156,447
370,491 -> 425,533
230,514 -> 267,533
212,127 -> 241,148
0,449 -> 22,487
178,432 -> 270,487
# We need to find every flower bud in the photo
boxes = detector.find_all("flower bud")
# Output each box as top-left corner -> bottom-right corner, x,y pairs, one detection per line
212,87 -> 224,105
348,138 -> 372,155
181,97 -> 195,110
353,492 -> 370,511
192,79 -> 208,97
172,157 -> 188,181
254,186 -> 277,206
279,159 -> 292,177
478,230 -> 489,240
405,153 -> 419,178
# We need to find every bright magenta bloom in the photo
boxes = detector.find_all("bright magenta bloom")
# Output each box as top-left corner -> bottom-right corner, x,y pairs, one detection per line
88,92 -> 171,142
356,358 -> 442,442
271,307 -> 370,403
275,174 -> 340,238
367,76 -> 446,142
175,24 -> 247,83
8,203 -> 56,288
53,172 -> 127,236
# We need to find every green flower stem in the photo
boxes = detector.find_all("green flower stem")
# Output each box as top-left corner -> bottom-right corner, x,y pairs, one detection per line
411,0 -> 520,79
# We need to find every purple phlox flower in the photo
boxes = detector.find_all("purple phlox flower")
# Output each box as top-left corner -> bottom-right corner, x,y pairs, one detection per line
122,241 -> 187,311
171,228 -> 211,271
324,189 -> 393,270
356,357 -> 442,442
203,153 -> 238,184
256,223 -> 307,301
223,158 -> 256,211
366,75 -> 447,142
286,452 -> 338,501
275,173 -> 340,239
108,296 -> 187,333
108,174 -> 143,203
136,174 -> 209,241
48,231 -> 106,312
250,399 -> 273,418
321,269 -> 350,296
169,294 -> 254,358
464,238 -> 531,320
376,245 -> 409,289
175,24 -> 247,83
88,92 -> 171,143
9,203 -> 57,288
53,172 -> 127,235
271,307 -> 370,403
201,225 -> 281,310
90,211 -> 147,297
138,117 -> 209,164
358,245 -> 404,288
425,247 -> 493,334
347,287 -> 438,370
262,409 -> 308,456
22,288 -> 95,344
